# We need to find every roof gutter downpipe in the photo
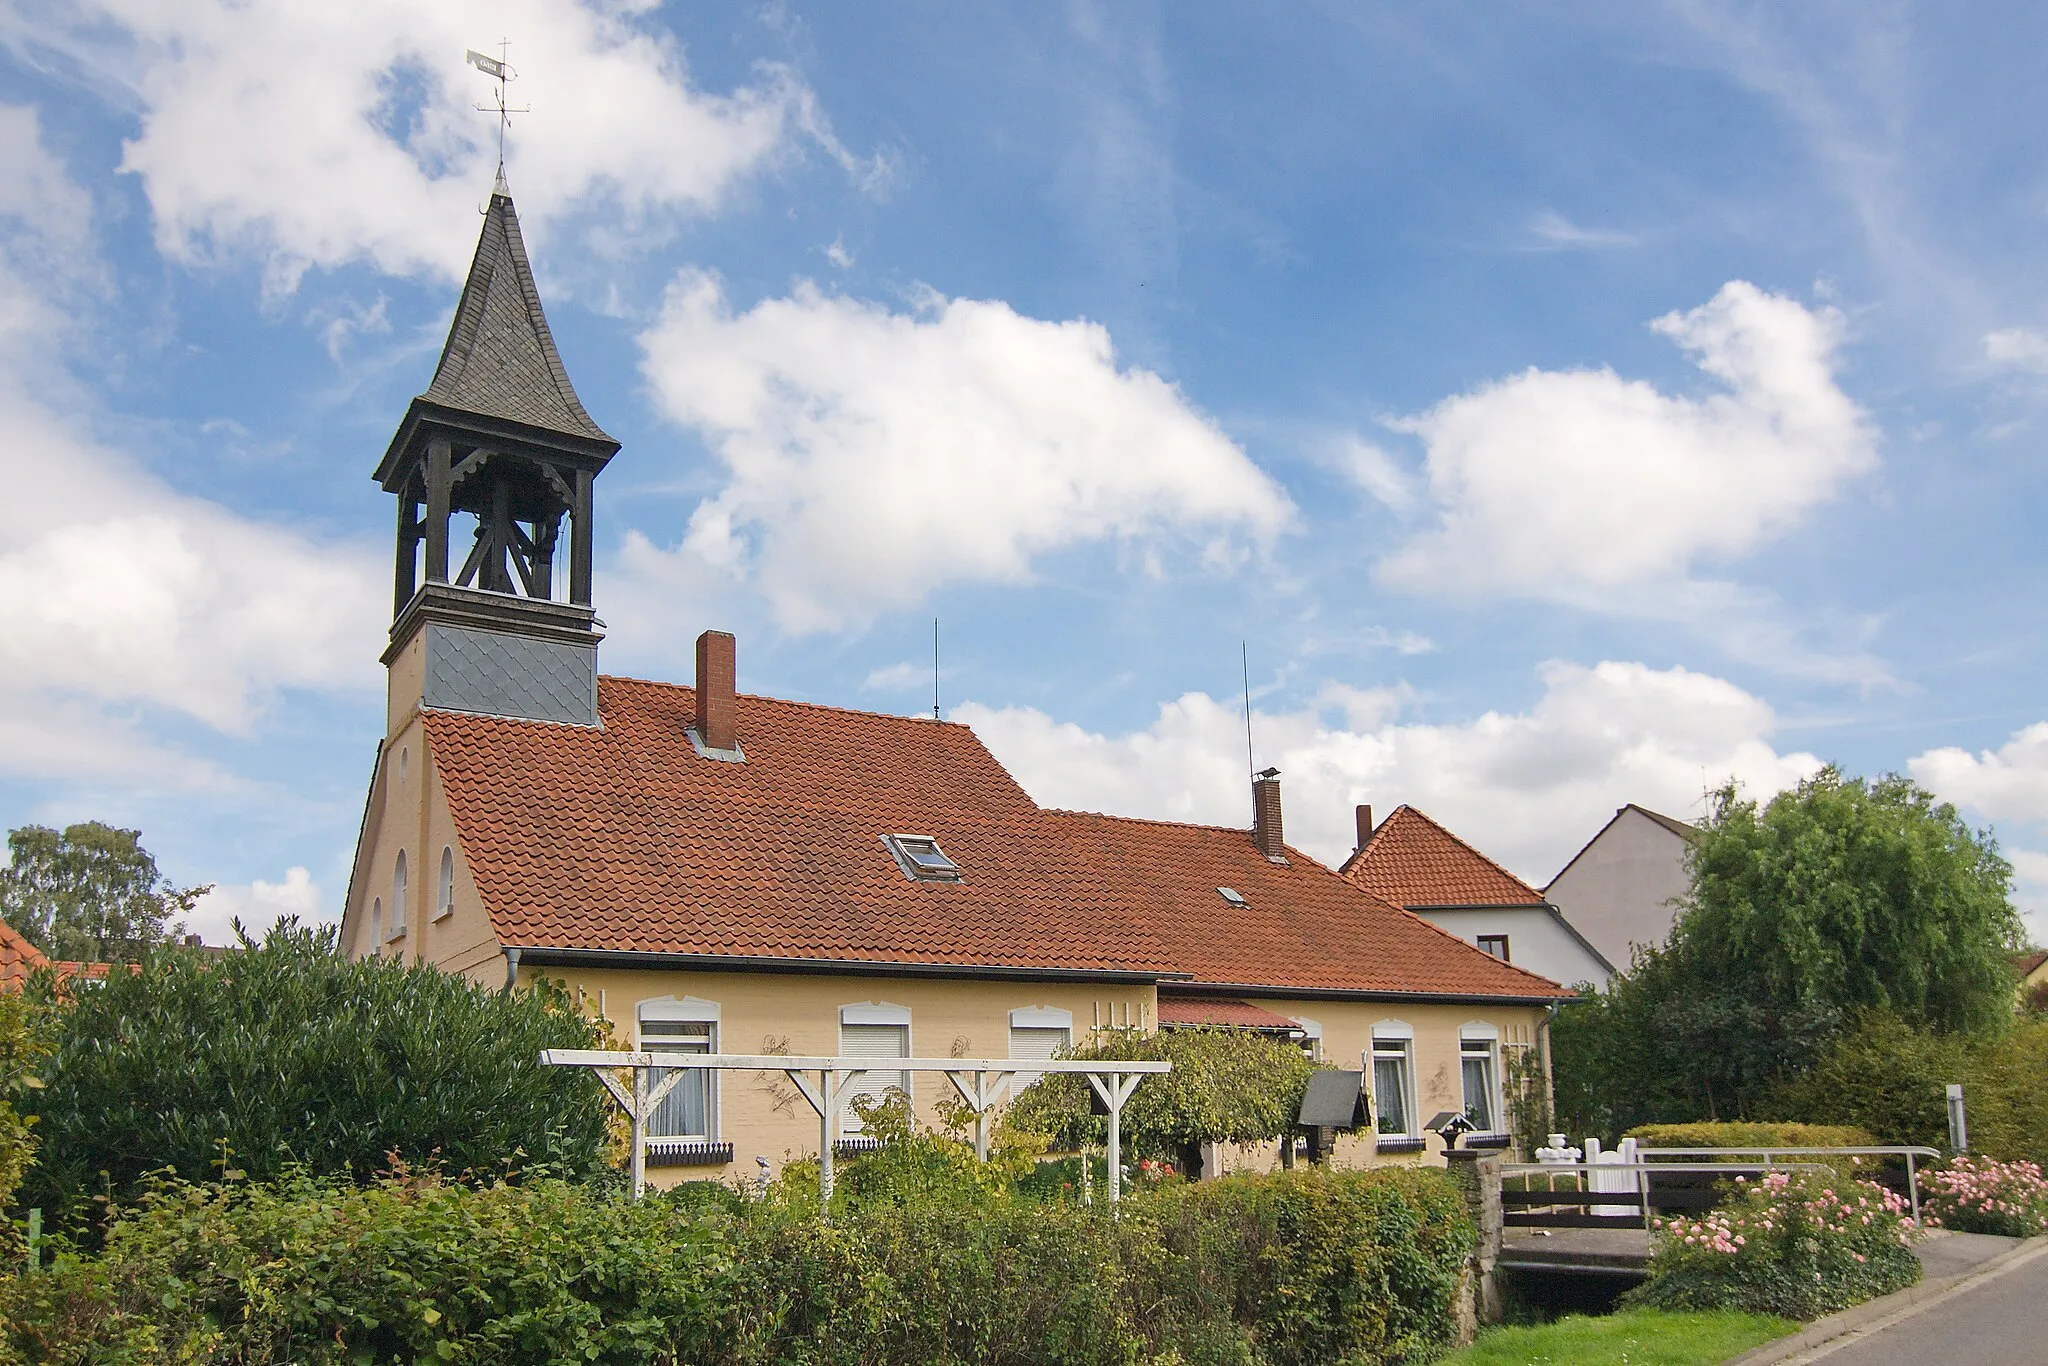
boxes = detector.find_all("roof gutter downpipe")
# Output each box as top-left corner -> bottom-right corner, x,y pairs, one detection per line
504,946 -> 521,993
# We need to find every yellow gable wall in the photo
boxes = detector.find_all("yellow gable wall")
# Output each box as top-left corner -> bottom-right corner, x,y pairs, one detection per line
512,963 -> 1547,1187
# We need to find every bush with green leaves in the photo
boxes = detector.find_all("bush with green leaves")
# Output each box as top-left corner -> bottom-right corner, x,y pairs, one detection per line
1922,1156 -> 2048,1237
1006,1025 -> 1319,1174
1626,1168 -> 1919,1321
1764,1011 -> 1969,1149
21,920 -> 610,1232
8,1163 -> 1474,1364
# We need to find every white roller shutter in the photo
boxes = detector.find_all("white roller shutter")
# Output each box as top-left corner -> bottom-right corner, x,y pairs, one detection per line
839,1022 -> 910,1129
1007,1025 -> 1070,1092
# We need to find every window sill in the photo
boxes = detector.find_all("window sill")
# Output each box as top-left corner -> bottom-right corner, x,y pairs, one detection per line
1374,1136 -> 1426,1154
432,908 -> 454,922
646,1140 -> 734,1168
1464,1133 -> 1512,1150
833,1136 -> 888,1157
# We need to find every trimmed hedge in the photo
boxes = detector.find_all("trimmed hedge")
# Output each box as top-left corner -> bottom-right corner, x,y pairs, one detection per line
6,1164 -> 1474,1364
1625,1122 -> 1877,1150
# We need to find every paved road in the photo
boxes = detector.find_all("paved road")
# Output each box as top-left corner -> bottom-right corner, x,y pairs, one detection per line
1795,1238 -> 2048,1364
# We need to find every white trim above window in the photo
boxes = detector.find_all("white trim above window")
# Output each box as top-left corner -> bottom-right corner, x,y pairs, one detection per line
1459,1021 -> 1501,1042
1371,1018 -> 1415,1041
840,1001 -> 912,1027
639,995 -> 722,1023
1009,1006 -> 1073,1029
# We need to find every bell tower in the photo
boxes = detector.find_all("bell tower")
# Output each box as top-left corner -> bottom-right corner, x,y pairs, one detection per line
374,173 -> 618,729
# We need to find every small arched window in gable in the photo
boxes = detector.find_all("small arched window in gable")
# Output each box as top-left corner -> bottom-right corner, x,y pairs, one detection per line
435,847 -> 456,921
390,852 -> 408,938
369,897 -> 383,954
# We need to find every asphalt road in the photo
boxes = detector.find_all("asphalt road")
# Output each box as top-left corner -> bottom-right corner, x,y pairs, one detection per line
1800,1240 -> 2048,1364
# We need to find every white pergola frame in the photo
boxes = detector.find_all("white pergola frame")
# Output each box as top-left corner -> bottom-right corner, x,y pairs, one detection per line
540,1050 -> 1170,1208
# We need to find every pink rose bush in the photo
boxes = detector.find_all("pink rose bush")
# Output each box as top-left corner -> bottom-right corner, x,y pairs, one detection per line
1922,1156 -> 2048,1238
1626,1169 -> 1920,1319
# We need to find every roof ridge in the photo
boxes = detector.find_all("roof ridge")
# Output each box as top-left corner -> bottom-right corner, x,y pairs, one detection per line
1364,804 -> 1545,902
598,674 -> 976,729
1046,807 -> 1251,837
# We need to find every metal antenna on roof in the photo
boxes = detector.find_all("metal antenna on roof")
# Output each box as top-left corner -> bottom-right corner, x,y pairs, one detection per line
933,618 -> 941,721
467,42 -> 529,187
1241,641 -> 1256,792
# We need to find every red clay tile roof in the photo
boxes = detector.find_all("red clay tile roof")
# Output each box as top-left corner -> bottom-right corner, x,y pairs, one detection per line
0,921 -> 46,989
425,678 -> 1568,1000
1339,805 -> 1547,909
1156,996 -> 1305,1030
1054,810 -> 1566,998
2017,949 -> 2048,980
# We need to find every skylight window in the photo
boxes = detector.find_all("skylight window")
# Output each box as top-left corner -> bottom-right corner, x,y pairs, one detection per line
884,834 -> 962,882
1217,887 -> 1248,907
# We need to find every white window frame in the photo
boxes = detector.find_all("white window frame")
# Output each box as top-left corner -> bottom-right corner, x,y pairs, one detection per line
638,997 -> 722,1144
1459,1022 -> 1503,1136
435,846 -> 456,921
388,852 -> 407,940
1370,1020 -> 1418,1140
839,1002 -> 912,1130
882,833 -> 962,882
1292,1015 -> 1324,1063
369,897 -> 382,955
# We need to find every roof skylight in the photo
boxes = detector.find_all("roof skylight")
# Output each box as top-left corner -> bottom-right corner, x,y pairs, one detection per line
1217,887 -> 1248,907
885,834 -> 962,882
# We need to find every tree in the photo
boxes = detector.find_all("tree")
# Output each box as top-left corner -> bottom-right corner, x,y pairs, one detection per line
1005,1027 -> 1319,1175
1551,769 -> 2022,1132
0,822 -> 209,962
21,920 -> 611,1232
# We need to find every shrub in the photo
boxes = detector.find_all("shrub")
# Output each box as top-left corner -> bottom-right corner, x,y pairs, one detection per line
1960,1020 -> 2048,1168
1765,1011 -> 1971,1148
1626,1169 -> 1919,1321
1005,1026 -> 1319,1175
1626,1122 -> 1877,1151
4,1164 -> 1474,1364
1922,1156 -> 2048,1237
21,920 -> 610,1233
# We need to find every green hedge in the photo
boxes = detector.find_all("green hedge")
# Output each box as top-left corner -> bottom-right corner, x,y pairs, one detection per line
6,1165 -> 1474,1365
1625,1122 -> 1877,1150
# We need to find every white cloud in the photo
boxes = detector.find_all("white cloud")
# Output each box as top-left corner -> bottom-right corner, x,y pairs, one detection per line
959,659 -> 1822,885
186,867 -> 328,944
1527,210 -> 1639,251
1909,723 -> 2048,939
1379,281 -> 1875,605
1984,328 -> 2048,374
28,0 -> 852,288
1360,626 -> 1435,656
637,273 -> 1293,631
863,661 -> 926,692
0,108 -> 383,768
1332,434 -> 1419,513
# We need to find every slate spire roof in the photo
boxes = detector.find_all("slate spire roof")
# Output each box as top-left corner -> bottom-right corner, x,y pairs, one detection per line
420,182 -> 612,444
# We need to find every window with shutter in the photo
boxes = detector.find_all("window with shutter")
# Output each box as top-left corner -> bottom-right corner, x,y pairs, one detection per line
839,1021 -> 910,1129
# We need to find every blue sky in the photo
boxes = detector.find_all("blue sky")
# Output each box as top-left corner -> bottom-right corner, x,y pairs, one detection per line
2,0 -> 2045,943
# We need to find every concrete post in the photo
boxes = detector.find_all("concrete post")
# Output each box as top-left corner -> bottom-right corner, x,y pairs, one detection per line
1445,1149 -> 1504,1332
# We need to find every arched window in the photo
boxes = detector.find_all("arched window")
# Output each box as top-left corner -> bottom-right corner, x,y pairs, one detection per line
390,852 -> 408,938
1459,1023 -> 1502,1136
369,898 -> 382,954
436,847 -> 456,920
1369,1020 -> 1416,1139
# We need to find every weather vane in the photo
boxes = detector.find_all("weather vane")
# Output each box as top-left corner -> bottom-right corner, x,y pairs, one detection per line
466,42 -> 529,180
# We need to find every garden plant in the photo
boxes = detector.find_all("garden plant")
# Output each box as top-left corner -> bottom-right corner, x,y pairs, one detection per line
1626,1168 -> 1919,1320
1921,1155 -> 2048,1237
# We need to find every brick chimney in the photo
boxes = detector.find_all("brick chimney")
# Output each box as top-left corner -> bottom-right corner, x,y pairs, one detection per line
1252,768 -> 1286,862
694,629 -> 737,752
1355,804 -> 1374,851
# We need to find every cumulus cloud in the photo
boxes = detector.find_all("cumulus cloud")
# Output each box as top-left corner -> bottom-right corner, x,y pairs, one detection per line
1910,724 -> 2048,937
0,109 -> 383,769
959,659 -> 1822,884
186,867 -> 328,944
25,0 -> 855,288
1379,281 -> 1875,606
1984,328 -> 2048,373
637,273 -> 1292,631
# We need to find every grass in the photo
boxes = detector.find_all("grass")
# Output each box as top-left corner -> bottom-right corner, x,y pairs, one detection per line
1440,1308 -> 1795,1365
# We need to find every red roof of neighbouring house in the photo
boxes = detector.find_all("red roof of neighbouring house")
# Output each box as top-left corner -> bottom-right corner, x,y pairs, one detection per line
1338,804 -> 1548,908
2017,949 -> 2048,980
1155,995 -> 1306,1030
423,677 -> 1569,1001
0,922 -> 46,988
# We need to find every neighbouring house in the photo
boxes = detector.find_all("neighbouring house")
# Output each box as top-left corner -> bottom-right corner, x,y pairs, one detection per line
0,919 -> 118,990
2017,949 -> 2048,1010
1339,805 -> 1614,991
1543,804 -> 1700,972
341,176 -> 1572,1185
